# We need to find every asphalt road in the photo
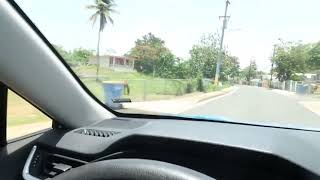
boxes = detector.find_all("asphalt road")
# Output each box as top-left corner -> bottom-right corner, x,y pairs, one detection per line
183,86 -> 320,129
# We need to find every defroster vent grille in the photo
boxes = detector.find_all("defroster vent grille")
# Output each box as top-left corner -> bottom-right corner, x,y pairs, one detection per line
74,129 -> 120,138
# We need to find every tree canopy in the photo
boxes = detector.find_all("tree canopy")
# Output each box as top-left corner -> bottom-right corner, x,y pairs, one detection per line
71,48 -> 93,65
54,45 -> 93,66
188,33 -> 240,80
128,33 -> 240,80
241,61 -> 257,82
87,0 -> 116,31
308,42 -> 320,70
272,41 -> 312,81
189,34 -> 219,78
128,33 -> 175,76
56,32 -> 242,81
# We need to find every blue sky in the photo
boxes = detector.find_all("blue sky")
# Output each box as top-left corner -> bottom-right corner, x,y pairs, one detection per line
16,0 -> 320,71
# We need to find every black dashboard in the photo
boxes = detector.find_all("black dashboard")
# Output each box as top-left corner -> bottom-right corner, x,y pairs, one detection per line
23,117 -> 320,179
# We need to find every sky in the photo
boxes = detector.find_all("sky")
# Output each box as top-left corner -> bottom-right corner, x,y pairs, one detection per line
16,0 -> 320,71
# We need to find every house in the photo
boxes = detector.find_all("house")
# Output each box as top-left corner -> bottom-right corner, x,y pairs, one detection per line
89,55 -> 136,72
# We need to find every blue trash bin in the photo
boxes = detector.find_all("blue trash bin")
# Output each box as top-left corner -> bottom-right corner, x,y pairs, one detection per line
296,84 -> 308,94
103,81 -> 125,109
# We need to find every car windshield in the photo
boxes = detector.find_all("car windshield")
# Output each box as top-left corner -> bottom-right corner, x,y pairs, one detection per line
15,0 -> 320,130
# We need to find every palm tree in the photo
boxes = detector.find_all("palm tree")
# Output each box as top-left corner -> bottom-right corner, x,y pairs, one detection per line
87,0 -> 116,81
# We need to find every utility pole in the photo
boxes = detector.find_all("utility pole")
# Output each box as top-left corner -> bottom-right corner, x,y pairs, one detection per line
214,0 -> 231,85
270,45 -> 276,88
248,60 -> 253,83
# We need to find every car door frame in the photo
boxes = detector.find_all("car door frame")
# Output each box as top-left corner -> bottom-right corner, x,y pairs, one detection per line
0,82 -> 8,147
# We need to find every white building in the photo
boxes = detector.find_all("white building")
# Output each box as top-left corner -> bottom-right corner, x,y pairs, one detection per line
89,55 -> 136,72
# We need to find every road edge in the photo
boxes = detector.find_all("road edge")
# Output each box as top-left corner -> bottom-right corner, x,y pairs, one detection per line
178,86 -> 239,113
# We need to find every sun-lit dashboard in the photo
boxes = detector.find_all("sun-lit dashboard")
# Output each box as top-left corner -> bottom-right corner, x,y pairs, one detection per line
23,118 -> 320,180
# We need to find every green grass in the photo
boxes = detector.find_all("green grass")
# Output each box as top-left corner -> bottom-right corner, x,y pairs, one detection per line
74,65 -> 152,80
76,66 -> 232,102
77,65 -> 196,101
5,65 -> 231,128
81,79 -> 105,101
206,82 -> 231,92
7,91 -> 51,127
81,78 -> 190,102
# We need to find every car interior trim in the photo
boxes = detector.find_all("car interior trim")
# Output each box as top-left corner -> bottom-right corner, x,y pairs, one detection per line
0,82 -> 8,146
22,146 -> 40,180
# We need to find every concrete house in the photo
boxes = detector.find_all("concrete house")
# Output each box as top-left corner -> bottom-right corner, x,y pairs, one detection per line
89,55 -> 136,72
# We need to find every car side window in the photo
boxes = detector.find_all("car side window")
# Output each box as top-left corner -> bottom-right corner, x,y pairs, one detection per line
7,90 -> 51,140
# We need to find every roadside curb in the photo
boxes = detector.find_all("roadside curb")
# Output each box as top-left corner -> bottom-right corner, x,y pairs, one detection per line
177,86 -> 238,113
121,86 -> 238,114
196,86 -> 237,103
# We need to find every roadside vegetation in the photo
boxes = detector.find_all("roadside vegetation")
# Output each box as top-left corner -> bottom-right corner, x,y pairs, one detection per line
77,67 -> 231,102
54,32 -> 239,102
51,0 -> 240,103
271,40 -> 320,82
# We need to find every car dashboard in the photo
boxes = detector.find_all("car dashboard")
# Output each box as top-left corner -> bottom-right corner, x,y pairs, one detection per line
23,118 -> 320,180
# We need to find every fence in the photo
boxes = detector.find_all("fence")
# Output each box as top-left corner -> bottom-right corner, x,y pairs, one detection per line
81,78 -> 220,102
123,79 -> 191,101
270,80 -> 315,94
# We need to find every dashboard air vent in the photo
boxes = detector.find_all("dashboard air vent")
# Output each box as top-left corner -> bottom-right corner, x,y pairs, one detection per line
74,129 -> 120,138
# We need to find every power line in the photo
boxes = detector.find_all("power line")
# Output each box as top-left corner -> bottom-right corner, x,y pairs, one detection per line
214,0 -> 230,85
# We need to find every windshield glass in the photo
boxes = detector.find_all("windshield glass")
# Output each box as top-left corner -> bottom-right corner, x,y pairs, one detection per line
15,0 -> 320,130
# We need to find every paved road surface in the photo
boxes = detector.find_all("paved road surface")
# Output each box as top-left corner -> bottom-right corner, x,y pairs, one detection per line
183,86 -> 320,129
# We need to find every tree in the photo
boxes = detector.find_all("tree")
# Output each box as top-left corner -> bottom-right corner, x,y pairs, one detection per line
128,32 -> 240,80
189,33 -> 219,79
129,33 -> 171,76
256,70 -> 266,80
189,33 -> 240,80
71,48 -> 93,65
242,60 -> 257,82
220,55 -> 240,81
54,45 -> 93,66
308,42 -> 320,70
154,51 -> 177,78
53,45 -> 73,64
173,60 -> 190,79
272,41 -> 309,81
87,0 -> 116,81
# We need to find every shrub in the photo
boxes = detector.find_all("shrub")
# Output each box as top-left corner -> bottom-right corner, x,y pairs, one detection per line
291,74 -> 304,81
197,78 -> 205,92
186,83 -> 193,93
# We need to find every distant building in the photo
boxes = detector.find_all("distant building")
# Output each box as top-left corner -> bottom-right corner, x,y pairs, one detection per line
89,55 -> 136,72
295,73 -> 317,81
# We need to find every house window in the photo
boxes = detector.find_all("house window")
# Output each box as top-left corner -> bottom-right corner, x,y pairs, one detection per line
116,58 -> 124,65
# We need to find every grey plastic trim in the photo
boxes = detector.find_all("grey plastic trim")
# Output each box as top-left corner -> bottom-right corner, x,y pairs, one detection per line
22,146 -> 40,180
0,1 -> 114,128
